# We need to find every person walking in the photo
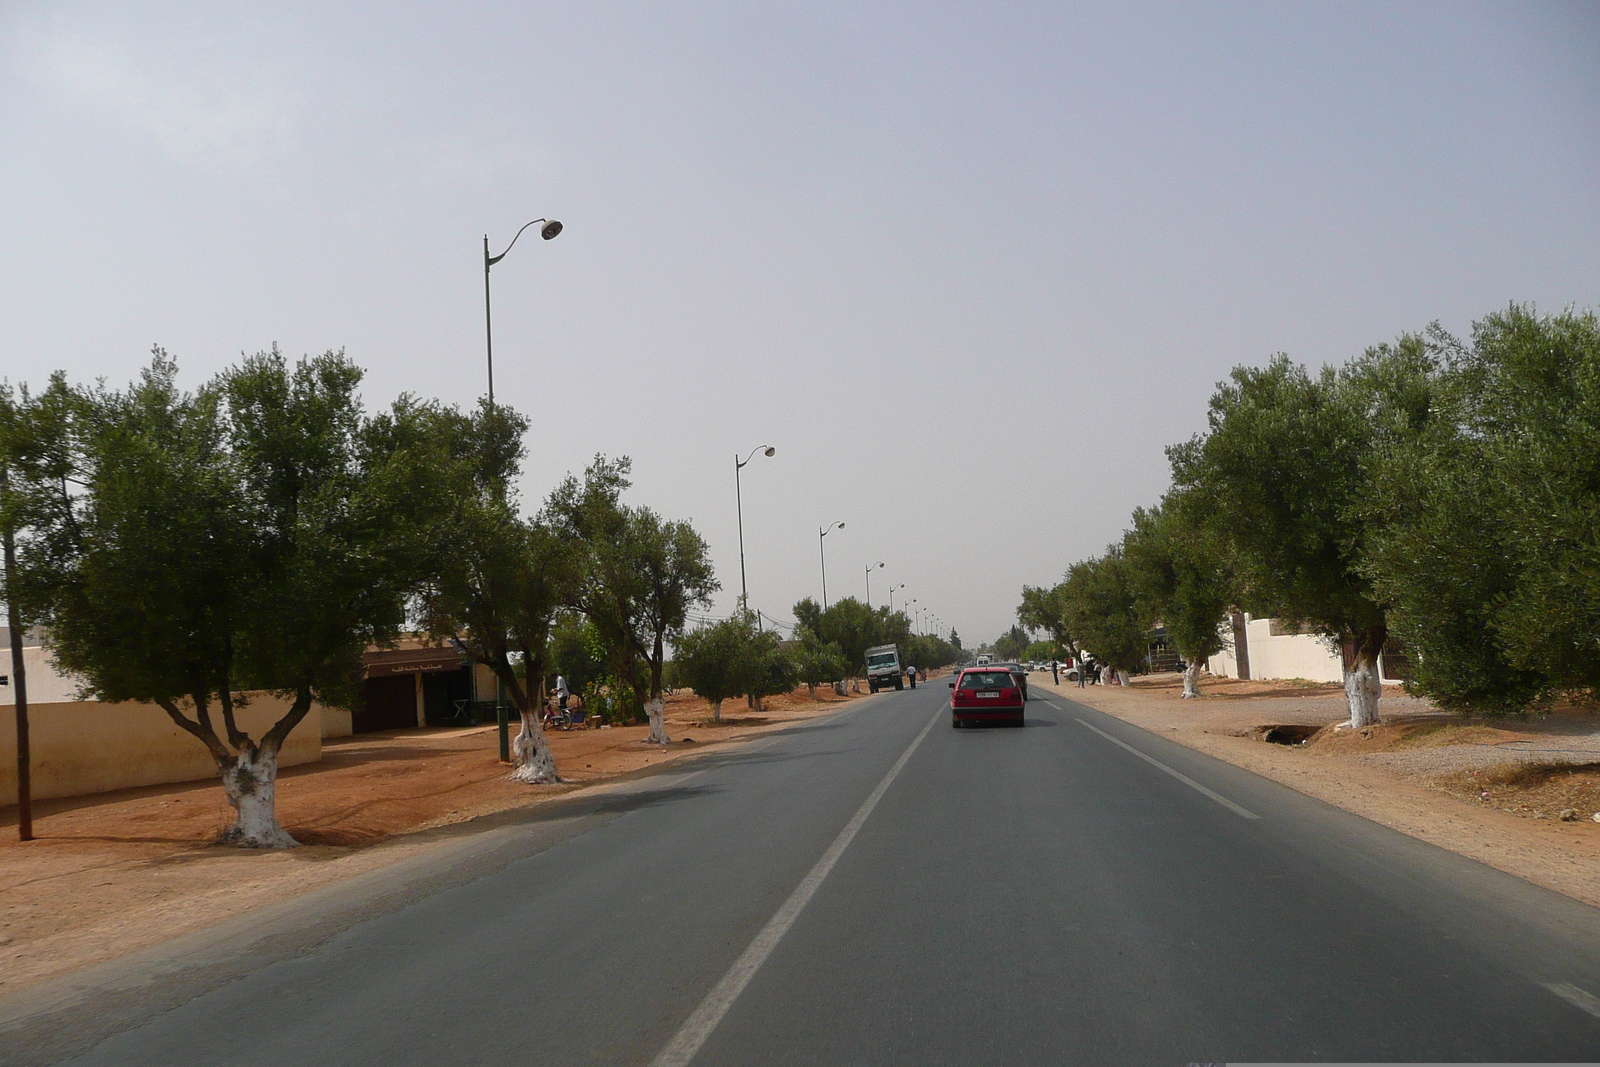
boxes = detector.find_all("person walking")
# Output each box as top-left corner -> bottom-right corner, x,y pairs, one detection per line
906,664 -> 918,689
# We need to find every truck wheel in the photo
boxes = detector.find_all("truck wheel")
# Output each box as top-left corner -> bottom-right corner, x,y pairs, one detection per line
869,682 -> 878,694
895,677 -> 904,691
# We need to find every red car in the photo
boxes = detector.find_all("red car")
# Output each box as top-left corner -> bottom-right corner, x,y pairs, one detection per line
948,667 -> 1025,728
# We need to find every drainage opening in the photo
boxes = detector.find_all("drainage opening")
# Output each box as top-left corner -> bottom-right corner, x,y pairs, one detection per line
1252,724 -> 1321,745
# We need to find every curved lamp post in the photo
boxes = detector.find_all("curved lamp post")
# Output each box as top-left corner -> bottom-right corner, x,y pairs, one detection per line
888,583 -> 905,612
818,521 -> 844,610
483,218 -> 562,406
735,445 -> 776,610
864,561 -> 884,607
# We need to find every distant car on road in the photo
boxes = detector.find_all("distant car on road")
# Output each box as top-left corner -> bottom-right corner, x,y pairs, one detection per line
987,661 -> 1029,701
948,667 -> 1025,728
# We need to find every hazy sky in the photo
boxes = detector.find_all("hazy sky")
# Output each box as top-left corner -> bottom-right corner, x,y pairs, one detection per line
3,2 -> 1597,644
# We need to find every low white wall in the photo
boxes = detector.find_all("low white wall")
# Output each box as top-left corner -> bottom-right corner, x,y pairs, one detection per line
1207,615 -> 1404,685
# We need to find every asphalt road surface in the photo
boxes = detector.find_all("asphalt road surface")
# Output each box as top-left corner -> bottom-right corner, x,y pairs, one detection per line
10,681 -> 1600,1065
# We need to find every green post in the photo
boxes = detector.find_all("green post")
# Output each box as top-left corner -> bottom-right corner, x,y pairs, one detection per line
496,676 -> 510,762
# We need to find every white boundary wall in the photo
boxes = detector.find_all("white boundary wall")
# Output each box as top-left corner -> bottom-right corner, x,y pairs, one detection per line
1207,615 -> 1405,685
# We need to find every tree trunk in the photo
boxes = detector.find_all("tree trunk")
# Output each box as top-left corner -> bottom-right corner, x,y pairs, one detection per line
712,698 -> 723,723
1098,665 -> 1112,686
644,697 -> 669,744
510,709 -> 558,783
218,748 -> 297,848
1343,630 -> 1384,727
1181,661 -> 1202,699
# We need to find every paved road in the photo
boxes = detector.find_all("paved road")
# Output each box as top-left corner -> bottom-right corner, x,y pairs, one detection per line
10,682 -> 1600,1065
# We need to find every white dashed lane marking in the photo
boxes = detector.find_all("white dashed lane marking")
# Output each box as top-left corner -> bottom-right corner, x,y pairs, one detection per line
1069,714 -> 1260,820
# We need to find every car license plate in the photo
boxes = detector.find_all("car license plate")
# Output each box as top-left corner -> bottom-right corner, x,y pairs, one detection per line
977,692 -> 999,699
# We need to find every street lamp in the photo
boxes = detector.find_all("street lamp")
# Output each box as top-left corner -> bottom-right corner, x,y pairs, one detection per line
483,217 -> 562,406
865,561 -> 884,606
888,584 -> 905,612
818,521 -> 844,610
734,445 -> 776,611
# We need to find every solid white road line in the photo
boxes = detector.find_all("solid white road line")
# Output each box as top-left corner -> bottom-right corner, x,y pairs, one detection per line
1545,981 -> 1600,1020
1073,716 -> 1260,820
649,705 -> 945,1067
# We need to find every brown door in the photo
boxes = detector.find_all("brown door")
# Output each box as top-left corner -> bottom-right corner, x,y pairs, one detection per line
356,675 -> 417,733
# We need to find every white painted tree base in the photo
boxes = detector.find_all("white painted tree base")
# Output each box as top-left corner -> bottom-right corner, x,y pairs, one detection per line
645,698 -> 670,744
1181,662 -> 1202,698
510,712 -> 559,783
1343,659 -> 1383,727
219,752 -> 298,848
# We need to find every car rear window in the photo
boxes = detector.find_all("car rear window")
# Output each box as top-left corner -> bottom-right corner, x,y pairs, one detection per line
960,672 -> 1014,689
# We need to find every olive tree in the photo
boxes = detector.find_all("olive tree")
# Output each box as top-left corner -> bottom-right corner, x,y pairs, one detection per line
673,616 -> 744,720
409,400 -> 567,783
548,457 -> 717,744
1017,583 -> 1076,661
1362,307 -> 1600,713
1057,547 -> 1146,683
1122,495 -> 1234,698
788,624 -> 848,698
49,350 -> 419,846
1169,341 -> 1437,726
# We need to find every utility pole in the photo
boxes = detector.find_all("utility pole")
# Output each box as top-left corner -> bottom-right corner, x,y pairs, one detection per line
2,471 -> 33,842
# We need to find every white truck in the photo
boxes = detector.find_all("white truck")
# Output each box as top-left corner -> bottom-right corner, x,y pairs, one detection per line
865,644 -> 903,693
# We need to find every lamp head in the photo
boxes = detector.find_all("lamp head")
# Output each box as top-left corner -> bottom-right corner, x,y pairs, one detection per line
541,220 -> 563,240
763,446 -> 775,457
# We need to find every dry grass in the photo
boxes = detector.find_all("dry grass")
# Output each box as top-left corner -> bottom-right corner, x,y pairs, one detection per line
1435,761 -> 1600,821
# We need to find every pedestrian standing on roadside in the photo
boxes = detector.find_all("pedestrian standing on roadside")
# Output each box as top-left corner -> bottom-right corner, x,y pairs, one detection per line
1050,659 -> 1060,685
1077,657 -> 1088,688
554,673 -> 570,712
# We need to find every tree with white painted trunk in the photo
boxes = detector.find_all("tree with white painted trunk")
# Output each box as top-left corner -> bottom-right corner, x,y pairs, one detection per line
1057,548 -> 1148,683
673,616 -> 743,721
1359,307 -> 1600,717
547,457 -> 717,745
44,351 -> 422,846
1168,341 -> 1441,726
1122,495 -> 1234,699
409,401 -> 569,784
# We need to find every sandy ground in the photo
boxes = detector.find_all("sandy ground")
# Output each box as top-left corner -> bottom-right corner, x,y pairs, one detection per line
0,682 -> 883,995
1042,671 -> 1600,909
